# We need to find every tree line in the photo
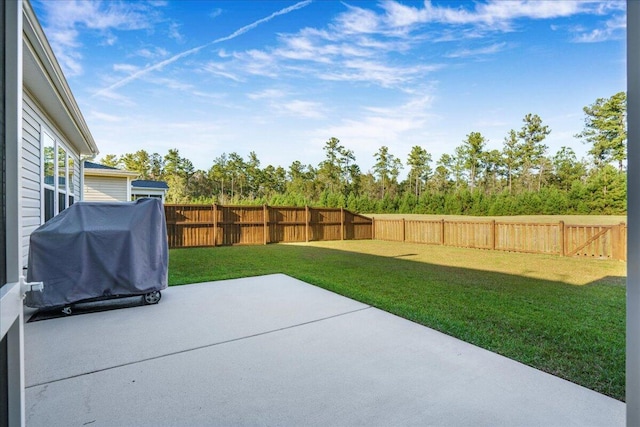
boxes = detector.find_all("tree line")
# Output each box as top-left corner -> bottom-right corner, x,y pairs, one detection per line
100,92 -> 627,215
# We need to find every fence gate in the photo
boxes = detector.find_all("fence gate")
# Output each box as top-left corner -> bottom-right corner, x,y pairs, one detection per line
563,223 -> 627,260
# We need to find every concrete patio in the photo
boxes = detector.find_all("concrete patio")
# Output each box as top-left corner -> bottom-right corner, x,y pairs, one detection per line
24,274 -> 624,426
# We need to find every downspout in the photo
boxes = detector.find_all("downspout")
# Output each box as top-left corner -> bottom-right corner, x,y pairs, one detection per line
79,155 -> 95,201
127,177 -> 132,202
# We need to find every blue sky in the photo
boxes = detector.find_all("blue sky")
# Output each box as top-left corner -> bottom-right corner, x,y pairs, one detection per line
31,0 -> 626,176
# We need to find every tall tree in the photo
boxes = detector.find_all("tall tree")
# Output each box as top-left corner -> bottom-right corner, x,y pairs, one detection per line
459,132 -> 486,191
431,153 -> 454,193
287,160 -> 316,201
551,147 -> 586,191
227,152 -> 246,200
373,146 -> 403,198
245,151 -> 262,199
451,146 -> 467,190
164,149 -> 183,177
121,150 -> 151,179
502,129 -> 520,194
575,91 -> 627,171
517,113 -> 550,191
480,149 -> 504,195
406,146 -> 432,197
149,153 -> 164,180
209,153 -> 229,203
260,165 -> 287,197
100,154 -> 120,168
163,149 -> 190,203
317,137 -> 355,194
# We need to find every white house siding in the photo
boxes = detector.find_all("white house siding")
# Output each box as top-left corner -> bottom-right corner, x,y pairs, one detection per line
21,91 -> 81,268
84,176 -> 129,202
21,92 -> 42,268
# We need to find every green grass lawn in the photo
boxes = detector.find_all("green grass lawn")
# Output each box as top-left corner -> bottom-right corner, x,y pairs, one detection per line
168,241 -> 626,401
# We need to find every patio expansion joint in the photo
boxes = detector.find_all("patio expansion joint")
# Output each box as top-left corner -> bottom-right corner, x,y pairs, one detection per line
26,305 -> 373,389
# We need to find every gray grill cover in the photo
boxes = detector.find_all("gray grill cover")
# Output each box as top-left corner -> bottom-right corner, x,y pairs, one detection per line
26,198 -> 168,308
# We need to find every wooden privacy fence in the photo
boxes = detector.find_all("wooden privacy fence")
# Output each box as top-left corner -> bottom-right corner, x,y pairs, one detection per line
373,219 -> 627,261
164,205 -> 627,261
165,204 -> 372,248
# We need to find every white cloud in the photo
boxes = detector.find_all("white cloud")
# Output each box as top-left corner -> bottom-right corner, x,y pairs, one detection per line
191,91 -> 227,101
445,42 -> 508,58
477,1 -> 585,22
113,63 -> 140,73
474,119 -> 509,128
247,89 -> 288,100
94,0 -> 311,95
245,89 -> 325,119
319,60 -> 440,88
279,100 -> 326,119
378,0 -> 623,36
136,47 -> 170,59
573,14 -> 626,43
333,4 -> 381,35
103,34 -> 118,46
318,93 -> 436,168
230,50 -> 280,78
92,88 -> 136,106
36,0 -> 165,76
209,8 -> 223,20
202,62 -> 244,82
168,22 -> 184,42
145,77 -> 194,92
380,1 -> 428,28
88,114 -> 229,167
89,110 -> 123,123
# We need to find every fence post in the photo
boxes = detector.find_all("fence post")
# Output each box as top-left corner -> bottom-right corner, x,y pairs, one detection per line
559,221 -> 565,256
340,207 -> 345,240
372,217 -> 376,240
490,220 -> 496,250
624,222 -> 628,262
263,204 -> 268,245
612,222 -> 626,261
440,219 -> 445,246
402,218 -> 405,242
213,204 -> 217,247
622,222 -> 628,262
304,205 -> 309,243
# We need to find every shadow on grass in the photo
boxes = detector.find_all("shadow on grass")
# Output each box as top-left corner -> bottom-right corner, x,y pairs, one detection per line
585,275 -> 627,287
168,244 -> 625,401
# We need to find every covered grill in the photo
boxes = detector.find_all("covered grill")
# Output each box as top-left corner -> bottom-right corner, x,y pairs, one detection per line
26,198 -> 168,310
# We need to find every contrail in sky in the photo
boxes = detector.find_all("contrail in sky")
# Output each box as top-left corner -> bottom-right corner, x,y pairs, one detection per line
94,0 -> 313,97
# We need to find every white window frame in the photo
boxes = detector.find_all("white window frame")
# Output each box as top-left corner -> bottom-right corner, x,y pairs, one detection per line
40,130 -> 74,222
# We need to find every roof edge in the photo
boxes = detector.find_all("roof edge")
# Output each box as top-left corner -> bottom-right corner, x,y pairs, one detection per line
23,0 -> 99,156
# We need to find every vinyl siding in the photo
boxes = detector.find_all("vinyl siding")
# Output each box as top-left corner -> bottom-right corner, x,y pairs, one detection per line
21,94 -> 42,268
84,176 -> 129,202
21,92 -> 82,268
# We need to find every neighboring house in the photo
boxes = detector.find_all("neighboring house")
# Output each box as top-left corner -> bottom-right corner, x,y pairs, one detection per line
2,0 -> 100,424
131,179 -> 169,203
83,161 -> 138,202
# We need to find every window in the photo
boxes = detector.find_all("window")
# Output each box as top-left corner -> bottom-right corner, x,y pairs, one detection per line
42,132 -> 74,221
